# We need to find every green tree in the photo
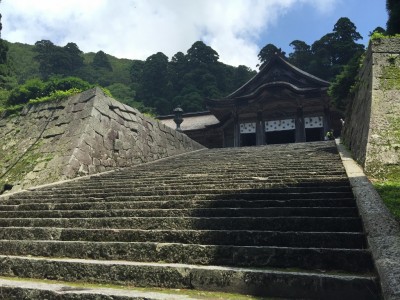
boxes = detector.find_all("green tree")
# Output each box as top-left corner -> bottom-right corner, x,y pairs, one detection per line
326,18 -> 365,111
288,40 -> 312,71
258,44 -> 285,69
328,53 -> 363,111
138,52 -> 171,110
63,42 -> 84,71
369,26 -> 386,36
0,2 -> 11,89
0,1 -> 6,64
331,17 -> 363,65
43,76 -> 92,95
106,83 -> 134,104
7,78 -> 45,105
92,50 -> 112,71
169,51 -> 188,93
129,60 -> 144,88
6,76 -> 94,106
387,0 -> 400,34
34,40 -> 59,78
34,40 -> 84,78
186,41 -> 219,66
0,35 -> 7,64
308,18 -> 364,80
3,38 -> 255,114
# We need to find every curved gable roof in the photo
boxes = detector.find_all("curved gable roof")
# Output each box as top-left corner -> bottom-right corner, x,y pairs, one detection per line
226,54 -> 329,99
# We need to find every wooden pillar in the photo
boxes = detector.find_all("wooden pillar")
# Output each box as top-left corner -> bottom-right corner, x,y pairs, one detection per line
233,112 -> 240,147
256,111 -> 264,146
295,106 -> 306,143
323,105 -> 331,134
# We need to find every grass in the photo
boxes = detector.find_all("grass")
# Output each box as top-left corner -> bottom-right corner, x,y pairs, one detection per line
0,276 -> 273,299
372,165 -> 400,222
374,178 -> 400,222
28,88 -> 83,104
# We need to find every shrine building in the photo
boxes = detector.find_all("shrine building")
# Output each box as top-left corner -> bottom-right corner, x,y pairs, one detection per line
159,54 -> 335,148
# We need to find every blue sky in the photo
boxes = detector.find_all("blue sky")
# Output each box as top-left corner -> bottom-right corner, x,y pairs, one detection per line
1,0 -> 388,70
265,0 -> 387,55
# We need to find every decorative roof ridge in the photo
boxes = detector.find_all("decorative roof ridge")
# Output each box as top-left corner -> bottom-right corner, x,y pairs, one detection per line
277,56 -> 330,85
226,55 -> 329,99
206,81 -> 325,104
234,81 -> 321,100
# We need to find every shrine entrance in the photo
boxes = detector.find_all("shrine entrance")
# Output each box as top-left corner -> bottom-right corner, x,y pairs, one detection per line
265,118 -> 296,145
240,122 -> 257,147
266,130 -> 296,144
157,54 -> 335,148
241,133 -> 257,146
305,116 -> 324,142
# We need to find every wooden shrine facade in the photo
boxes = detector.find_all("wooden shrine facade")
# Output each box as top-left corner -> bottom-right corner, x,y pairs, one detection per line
159,54 -> 334,148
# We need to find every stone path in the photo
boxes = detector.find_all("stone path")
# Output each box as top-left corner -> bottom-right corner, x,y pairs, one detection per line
0,141 -> 381,299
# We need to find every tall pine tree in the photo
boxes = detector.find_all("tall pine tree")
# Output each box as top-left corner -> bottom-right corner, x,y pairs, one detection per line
387,0 -> 400,34
0,0 -> 8,65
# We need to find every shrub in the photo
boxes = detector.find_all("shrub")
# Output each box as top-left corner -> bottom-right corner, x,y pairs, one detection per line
7,78 -> 45,105
29,88 -> 83,104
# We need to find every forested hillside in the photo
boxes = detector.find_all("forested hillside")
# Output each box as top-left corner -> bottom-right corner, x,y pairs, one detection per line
0,16 -> 383,116
0,40 -> 255,115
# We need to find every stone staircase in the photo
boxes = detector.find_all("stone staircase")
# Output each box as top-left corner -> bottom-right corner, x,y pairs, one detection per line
0,141 -> 381,299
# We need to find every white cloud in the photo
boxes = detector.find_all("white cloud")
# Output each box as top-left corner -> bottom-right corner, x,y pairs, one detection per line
1,0 -> 339,69
303,0 -> 339,14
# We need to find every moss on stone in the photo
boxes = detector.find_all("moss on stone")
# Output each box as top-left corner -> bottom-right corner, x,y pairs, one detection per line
374,181 -> 400,223
0,276 -> 267,299
380,55 -> 400,90
0,140 -> 53,189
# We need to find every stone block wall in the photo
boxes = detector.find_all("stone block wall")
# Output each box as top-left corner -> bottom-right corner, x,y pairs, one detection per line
0,88 -> 204,192
342,38 -> 400,176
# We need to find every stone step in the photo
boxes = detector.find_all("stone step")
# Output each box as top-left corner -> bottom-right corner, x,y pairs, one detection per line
74,172 -> 348,182
0,228 -> 367,249
125,166 -> 345,173
41,182 -> 351,193
0,207 -> 359,218
0,216 -> 363,232
0,255 -> 380,299
0,276 -> 278,300
52,177 -> 351,188
0,277 -> 245,300
125,161 -> 344,167
0,240 -> 374,272
0,198 -> 357,211
5,191 -> 355,204
119,161 -> 344,167
0,141 -> 380,298
33,185 -> 352,195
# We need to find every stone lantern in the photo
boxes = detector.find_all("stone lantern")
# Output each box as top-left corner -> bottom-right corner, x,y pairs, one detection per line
173,106 -> 183,132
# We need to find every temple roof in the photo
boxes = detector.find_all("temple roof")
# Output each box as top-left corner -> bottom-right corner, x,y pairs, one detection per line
205,54 -> 330,120
227,55 -> 329,99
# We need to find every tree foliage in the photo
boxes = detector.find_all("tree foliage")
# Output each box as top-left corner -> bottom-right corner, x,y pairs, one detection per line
328,53 -> 363,111
34,40 -> 83,78
285,17 -> 364,82
130,41 -> 255,114
6,76 -> 93,106
0,2 -> 11,89
257,44 -> 285,69
255,17 -> 366,112
0,40 -> 253,114
387,0 -> 400,35
288,40 -> 312,71
186,41 -> 219,65
92,50 -> 112,71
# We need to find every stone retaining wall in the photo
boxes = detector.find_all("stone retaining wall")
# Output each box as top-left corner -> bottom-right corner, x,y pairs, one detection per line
0,88 -> 204,192
342,38 -> 400,175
